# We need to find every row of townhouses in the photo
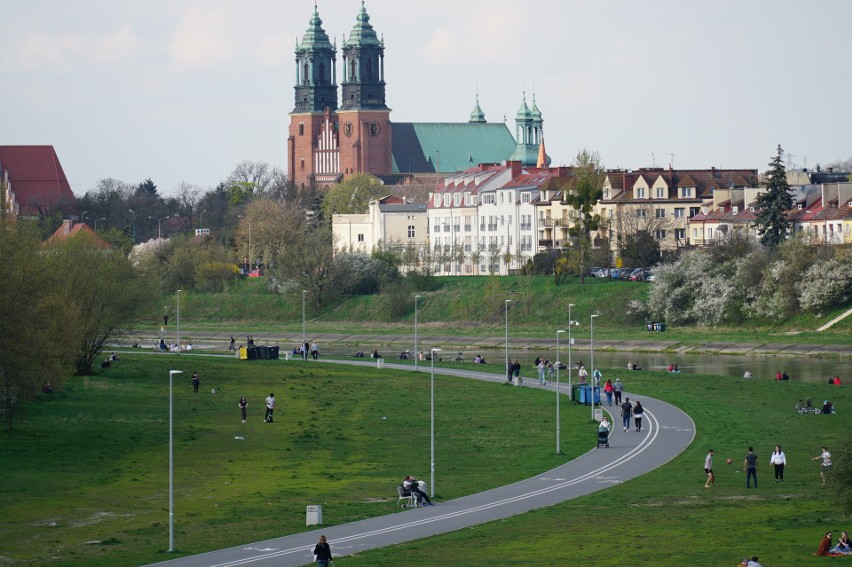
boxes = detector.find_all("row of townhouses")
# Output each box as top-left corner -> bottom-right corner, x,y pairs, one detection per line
333,162 -> 852,275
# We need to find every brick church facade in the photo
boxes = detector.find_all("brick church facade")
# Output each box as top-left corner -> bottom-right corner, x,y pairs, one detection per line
287,3 -> 544,191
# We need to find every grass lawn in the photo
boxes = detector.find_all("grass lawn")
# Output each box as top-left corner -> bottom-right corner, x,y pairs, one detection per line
2,355 -> 849,566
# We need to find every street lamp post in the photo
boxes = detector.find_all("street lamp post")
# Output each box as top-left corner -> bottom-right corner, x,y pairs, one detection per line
414,294 -> 422,372
199,209 -> 207,229
590,313 -> 599,421
128,209 -> 136,243
302,290 -> 307,360
505,299 -> 512,382
430,347 -> 441,498
556,329 -> 566,454
568,303 -> 576,400
176,290 -> 182,353
150,215 -> 170,239
93,218 -> 106,232
168,369 -> 183,552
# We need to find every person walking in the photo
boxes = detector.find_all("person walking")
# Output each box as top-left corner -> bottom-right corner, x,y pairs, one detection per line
704,449 -> 715,488
770,445 -> 786,482
604,379 -> 614,406
312,534 -> 333,567
191,371 -> 200,393
229,336 -> 236,352
633,400 -> 645,432
238,396 -> 248,424
311,341 -> 319,360
537,358 -> 546,385
512,360 -> 521,382
264,393 -> 275,423
811,446 -> 832,485
744,447 -> 758,488
620,397 -> 632,432
613,378 -> 624,405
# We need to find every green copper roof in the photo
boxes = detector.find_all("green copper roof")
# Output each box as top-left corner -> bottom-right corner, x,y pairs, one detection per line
516,93 -> 531,120
508,144 -> 540,166
391,122 -> 516,174
344,1 -> 382,48
530,94 -> 542,121
299,7 -> 334,51
469,94 -> 486,123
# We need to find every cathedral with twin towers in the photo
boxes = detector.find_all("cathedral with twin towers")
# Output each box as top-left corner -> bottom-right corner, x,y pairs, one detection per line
287,2 -> 549,189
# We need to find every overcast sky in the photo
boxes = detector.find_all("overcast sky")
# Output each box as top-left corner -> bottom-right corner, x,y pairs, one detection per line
3,0 -> 851,196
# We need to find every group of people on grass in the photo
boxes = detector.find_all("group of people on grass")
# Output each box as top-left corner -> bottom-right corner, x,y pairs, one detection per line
703,445 -> 833,489
817,530 -> 852,556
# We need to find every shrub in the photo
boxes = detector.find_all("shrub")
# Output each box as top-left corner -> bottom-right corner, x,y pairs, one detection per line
797,258 -> 852,314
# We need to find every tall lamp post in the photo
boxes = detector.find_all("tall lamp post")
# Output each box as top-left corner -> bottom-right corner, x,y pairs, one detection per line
505,299 -> 512,381
150,215 -> 170,239
167,369 -> 183,552
93,217 -> 106,232
430,347 -> 442,498
176,290 -> 182,353
414,294 -> 422,372
199,209 -> 207,229
590,313 -> 599,420
302,290 -> 307,360
556,329 -> 566,454
128,209 -> 136,243
567,303 -> 576,399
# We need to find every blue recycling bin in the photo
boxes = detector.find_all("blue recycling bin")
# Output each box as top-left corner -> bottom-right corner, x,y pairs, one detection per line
575,385 -> 601,405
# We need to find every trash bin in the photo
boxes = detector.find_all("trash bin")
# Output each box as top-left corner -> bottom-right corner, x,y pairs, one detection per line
655,322 -> 666,332
269,346 -> 280,360
594,407 -> 603,422
239,347 -> 248,360
646,322 -> 654,331
306,505 -> 322,526
377,359 -> 385,369
572,384 -> 583,403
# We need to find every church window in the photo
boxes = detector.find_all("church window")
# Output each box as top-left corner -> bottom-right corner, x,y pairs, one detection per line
300,158 -> 305,171
303,64 -> 309,85
350,60 -> 356,80
319,62 -> 325,85
366,60 -> 373,81
299,123 -> 304,136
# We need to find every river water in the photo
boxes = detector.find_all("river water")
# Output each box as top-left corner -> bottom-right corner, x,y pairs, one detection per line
314,343 -> 849,385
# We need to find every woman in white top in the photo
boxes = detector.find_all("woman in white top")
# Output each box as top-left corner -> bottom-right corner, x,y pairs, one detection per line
770,444 -> 786,482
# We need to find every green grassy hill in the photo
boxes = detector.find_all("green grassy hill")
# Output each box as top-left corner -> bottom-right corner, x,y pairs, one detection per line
153,275 -> 852,344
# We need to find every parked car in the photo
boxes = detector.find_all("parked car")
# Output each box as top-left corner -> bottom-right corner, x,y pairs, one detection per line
628,268 -> 644,281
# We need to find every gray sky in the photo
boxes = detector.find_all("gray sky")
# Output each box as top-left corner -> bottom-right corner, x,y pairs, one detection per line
3,0 -> 851,196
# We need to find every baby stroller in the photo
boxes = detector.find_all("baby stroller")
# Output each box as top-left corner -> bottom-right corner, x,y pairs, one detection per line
596,426 -> 610,448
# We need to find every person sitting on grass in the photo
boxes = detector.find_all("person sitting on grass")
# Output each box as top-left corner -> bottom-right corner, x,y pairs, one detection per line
831,531 -> 851,555
817,531 -> 833,556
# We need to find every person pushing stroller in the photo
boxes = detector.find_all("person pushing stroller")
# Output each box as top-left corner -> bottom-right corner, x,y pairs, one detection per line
597,416 -> 611,448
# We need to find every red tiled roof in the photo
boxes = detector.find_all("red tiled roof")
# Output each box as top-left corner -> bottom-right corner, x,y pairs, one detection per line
44,220 -> 113,249
0,146 -> 77,216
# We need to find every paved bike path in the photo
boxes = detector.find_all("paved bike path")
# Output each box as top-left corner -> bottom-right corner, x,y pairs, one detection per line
145,358 -> 695,567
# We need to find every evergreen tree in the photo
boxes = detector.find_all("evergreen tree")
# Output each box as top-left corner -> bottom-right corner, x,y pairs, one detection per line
754,145 -> 793,247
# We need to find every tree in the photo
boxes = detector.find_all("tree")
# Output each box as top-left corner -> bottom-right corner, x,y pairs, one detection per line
271,226 -> 337,307
754,145 -> 793,248
0,224 -> 79,429
235,199 -> 307,268
48,232 -> 155,374
563,149 -> 605,283
614,203 -> 667,269
320,173 -> 386,220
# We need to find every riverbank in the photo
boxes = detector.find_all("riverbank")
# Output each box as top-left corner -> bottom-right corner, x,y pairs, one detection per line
118,328 -> 852,358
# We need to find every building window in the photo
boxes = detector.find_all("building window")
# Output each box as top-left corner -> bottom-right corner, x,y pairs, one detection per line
357,233 -> 365,242
636,188 -> 645,199
299,123 -> 305,136
656,208 -> 666,218
682,187 -> 693,198
636,209 -> 646,218
656,229 -> 666,240
483,194 -> 495,205
300,158 -> 305,170
707,228 -> 713,240
603,188 -> 611,200
674,208 -> 685,218
689,207 -> 700,218
675,228 -> 685,241
656,187 -> 665,198
408,225 -> 415,238
522,193 -> 531,203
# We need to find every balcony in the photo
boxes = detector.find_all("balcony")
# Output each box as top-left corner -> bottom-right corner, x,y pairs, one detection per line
539,239 -> 554,248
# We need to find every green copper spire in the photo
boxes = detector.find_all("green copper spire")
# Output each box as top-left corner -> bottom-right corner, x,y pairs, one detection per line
469,93 -> 486,123
345,1 -> 382,47
530,93 -> 542,121
299,6 -> 334,51
515,91 -> 531,120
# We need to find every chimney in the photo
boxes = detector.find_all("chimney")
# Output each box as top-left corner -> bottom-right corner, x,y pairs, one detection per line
507,160 -> 522,177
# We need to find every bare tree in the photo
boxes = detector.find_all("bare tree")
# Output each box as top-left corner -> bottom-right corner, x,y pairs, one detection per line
612,202 -> 670,269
